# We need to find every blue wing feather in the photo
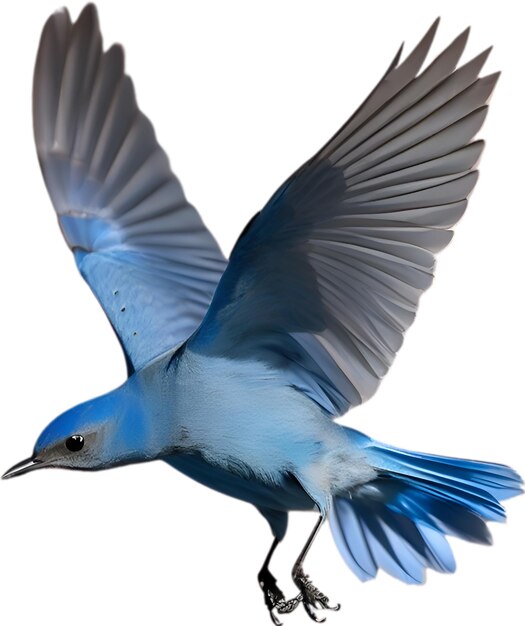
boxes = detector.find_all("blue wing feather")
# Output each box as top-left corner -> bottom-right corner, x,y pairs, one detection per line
188,24 -> 496,416
33,5 -> 227,372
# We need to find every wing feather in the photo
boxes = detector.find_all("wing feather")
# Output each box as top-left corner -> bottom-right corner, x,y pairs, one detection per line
34,4 -> 227,373
188,22 -> 497,416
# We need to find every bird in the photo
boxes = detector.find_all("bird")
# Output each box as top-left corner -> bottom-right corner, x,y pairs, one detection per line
3,4 -> 522,624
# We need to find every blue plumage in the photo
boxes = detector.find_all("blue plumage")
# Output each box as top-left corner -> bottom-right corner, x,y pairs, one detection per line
3,4 -> 522,624
330,428 -> 522,584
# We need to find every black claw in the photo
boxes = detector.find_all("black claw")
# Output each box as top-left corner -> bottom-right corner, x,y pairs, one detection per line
292,567 -> 340,623
259,567 -> 300,624
303,602 -> 326,623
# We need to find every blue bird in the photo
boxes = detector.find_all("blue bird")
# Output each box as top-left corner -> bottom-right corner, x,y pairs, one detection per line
3,4 -> 522,623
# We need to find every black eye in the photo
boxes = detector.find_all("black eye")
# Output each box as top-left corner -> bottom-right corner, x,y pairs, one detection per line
65,435 -> 84,452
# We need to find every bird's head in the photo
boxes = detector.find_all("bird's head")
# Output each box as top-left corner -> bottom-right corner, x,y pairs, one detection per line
2,382 -> 151,479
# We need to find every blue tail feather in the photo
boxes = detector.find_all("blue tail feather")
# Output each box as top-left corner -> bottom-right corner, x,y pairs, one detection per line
373,445 -> 523,501
329,429 -> 523,584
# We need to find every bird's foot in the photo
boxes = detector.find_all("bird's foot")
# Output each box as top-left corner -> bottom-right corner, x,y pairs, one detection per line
292,566 -> 340,623
258,567 -> 301,625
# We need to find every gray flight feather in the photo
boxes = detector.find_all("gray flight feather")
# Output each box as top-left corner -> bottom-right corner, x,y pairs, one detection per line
33,4 -> 227,373
189,22 -> 497,416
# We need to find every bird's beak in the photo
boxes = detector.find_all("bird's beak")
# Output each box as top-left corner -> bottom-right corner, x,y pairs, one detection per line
2,456 -> 45,479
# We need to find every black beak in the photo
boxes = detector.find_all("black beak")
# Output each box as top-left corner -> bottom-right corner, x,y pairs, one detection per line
2,456 -> 44,479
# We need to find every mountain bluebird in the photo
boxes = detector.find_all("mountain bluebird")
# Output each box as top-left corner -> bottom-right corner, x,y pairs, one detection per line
3,4 -> 522,623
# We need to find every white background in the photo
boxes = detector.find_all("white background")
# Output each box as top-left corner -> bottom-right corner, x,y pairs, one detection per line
0,1 -> 523,625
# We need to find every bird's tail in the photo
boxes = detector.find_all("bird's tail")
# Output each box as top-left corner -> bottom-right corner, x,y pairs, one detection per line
329,428 -> 522,584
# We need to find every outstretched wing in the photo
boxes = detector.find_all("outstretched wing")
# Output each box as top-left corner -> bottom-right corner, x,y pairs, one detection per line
34,4 -> 227,373
188,21 -> 497,416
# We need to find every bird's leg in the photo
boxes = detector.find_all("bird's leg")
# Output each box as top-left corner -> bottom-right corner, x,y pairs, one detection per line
258,537 -> 302,625
291,515 -> 341,623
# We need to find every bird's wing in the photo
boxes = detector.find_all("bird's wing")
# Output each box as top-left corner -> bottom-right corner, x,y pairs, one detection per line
33,4 -> 227,374
188,21 -> 497,416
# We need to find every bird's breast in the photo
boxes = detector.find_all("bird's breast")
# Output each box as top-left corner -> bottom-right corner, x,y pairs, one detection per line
149,349 -> 376,507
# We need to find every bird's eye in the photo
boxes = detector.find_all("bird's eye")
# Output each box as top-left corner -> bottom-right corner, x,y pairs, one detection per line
65,435 -> 84,452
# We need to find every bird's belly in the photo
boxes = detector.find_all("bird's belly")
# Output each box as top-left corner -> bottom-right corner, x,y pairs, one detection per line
164,451 -> 315,512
